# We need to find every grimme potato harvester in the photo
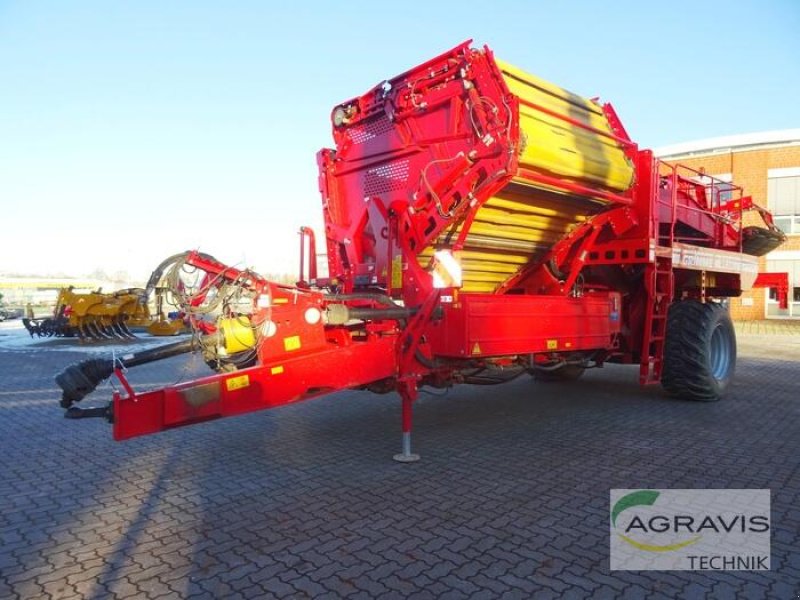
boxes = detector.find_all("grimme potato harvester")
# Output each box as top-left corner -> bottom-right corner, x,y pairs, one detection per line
57,42 -> 785,460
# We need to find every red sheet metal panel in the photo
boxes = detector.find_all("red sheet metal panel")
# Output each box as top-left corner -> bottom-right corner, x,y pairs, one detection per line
429,292 -> 621,358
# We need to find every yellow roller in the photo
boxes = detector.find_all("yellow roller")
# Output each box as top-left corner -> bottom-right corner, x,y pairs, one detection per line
483,196 -> 587,221
460,260 -> 525,275
449,250 -> 530,266
422,184 -> 598,291
470,207 -> 572,232
422,56 -> 634,293
496,58 -> 635,193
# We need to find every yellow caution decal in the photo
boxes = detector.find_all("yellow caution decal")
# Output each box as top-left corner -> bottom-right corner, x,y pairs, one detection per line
546,339 -> 558,350
283,335 -> 301,351
471,342 -> 482,355
226,374 -> 250,391
391,255 -> 403,289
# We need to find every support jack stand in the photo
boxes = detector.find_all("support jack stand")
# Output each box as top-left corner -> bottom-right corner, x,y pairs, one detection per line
393,383 -> 420,463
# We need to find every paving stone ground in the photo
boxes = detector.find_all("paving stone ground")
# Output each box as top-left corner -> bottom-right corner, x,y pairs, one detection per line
0,323 -> 798,599
734,320 -> 800,336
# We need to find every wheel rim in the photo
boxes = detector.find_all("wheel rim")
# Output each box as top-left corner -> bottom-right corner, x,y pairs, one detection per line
709,323 -> 731,381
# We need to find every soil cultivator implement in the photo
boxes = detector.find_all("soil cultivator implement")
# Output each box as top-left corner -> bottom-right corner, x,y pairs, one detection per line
25,287 -> 149,340
56,41 -> 785,459
23,279 -> 187,342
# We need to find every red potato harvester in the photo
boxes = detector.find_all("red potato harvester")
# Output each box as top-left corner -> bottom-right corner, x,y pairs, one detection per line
56,41 -> 787,461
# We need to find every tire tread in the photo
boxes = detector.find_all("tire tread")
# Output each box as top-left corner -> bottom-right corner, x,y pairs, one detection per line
662,300 -> 735,401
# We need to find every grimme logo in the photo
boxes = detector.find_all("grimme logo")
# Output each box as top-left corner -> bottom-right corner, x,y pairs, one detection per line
609,489 -> 770,571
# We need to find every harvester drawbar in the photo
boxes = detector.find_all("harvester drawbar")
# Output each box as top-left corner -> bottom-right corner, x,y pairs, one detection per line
56,41 -> 785,460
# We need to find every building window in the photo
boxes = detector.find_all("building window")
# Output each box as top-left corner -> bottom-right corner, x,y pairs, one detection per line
770,286 -> 800,303
716,182 -> 734,205
768,171 -> 800,235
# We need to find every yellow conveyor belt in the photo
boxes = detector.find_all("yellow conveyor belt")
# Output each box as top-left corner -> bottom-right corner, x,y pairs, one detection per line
422,55 -> 635,293
496,58 -> 635,193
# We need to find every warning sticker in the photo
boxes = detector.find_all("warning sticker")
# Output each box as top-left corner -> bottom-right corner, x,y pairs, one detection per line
391,255 -> 403,289
546,339 -> 558,350
226,374 -> 250,392
283,335 -> 301,351
471,342 -> 482,355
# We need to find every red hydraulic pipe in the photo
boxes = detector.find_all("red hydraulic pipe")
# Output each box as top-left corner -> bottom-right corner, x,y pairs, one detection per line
298,226 -> 318,284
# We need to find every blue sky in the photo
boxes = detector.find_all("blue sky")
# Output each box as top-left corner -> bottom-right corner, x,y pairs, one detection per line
1,1 -> 798,279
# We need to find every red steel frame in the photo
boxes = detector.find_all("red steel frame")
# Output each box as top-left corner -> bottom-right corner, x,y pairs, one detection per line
102,42 -> 780,459
752,272 -> 789,310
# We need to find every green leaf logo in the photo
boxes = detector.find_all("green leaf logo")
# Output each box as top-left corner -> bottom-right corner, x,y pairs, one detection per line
611,490 -> 701,553
611,490 -> 660,527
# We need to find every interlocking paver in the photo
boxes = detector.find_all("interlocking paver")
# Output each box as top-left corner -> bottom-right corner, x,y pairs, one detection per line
0,325 -> 798,598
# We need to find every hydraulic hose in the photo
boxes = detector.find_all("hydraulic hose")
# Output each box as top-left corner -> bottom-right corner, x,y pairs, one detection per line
323,293 -> 402,309
144,251 -> 220,298
347,307 -> 416,321
324,293 -> 418,325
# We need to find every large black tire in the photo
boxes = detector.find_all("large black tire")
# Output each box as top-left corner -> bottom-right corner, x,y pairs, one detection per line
662,300 -> 736,401
532,364 -> 585,382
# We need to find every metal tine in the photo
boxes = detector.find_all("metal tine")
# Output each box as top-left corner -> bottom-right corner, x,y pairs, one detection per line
87,321 -> 109,340
99,320 -> 117,339
111,319 -> 128,338
117,317 -> 136,338
119,319 -> 136,338
97,322 -> 113,339
103,322 -> 123,339
83,321 -> 99,340
102,323 -> 118,339
110,319 -> 129,339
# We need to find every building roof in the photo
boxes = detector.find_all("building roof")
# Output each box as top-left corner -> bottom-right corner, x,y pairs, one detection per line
655,129 -> 800,159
